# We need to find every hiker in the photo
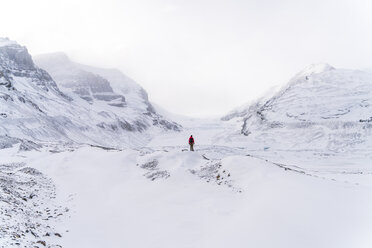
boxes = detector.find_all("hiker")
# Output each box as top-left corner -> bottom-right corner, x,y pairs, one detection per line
189,135 -> 195,151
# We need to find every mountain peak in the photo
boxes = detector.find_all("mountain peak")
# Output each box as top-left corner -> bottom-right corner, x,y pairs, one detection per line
295,63 -> 335,79
0,38 -> 35,70
34,52 -> 72,66
0,37 -> 18,47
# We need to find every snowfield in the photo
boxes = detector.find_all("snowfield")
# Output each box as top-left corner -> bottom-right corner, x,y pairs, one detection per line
2,119 -> 372,248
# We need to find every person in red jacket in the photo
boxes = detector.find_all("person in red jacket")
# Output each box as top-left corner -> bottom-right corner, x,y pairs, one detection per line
188,135 -> 195,151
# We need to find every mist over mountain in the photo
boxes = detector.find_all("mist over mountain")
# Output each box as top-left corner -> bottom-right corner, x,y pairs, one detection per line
0,38 -> 180,149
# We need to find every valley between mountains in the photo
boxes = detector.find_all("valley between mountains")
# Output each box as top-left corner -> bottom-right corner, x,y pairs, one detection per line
1,38 -> 372,248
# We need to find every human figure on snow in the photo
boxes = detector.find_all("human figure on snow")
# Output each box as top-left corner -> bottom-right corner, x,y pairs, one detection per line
189,135 -> 195,151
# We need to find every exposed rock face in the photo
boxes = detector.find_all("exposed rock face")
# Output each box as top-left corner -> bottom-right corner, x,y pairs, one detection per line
0,39 -> 67,97
0,38 -> 181,149
0,40 -> 34,69
35,52 -> 126,107
35,52 -> 181,133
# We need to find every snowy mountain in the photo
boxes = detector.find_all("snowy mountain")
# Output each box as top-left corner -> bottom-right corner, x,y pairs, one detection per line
1,38 -> 371,248
223,63 -> 372,152
0,38 -> 180,149
34,52 -> 181,133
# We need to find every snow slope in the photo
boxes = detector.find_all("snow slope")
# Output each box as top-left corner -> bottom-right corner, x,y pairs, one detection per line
2,125 -> 371,248
223,64 -> 372,153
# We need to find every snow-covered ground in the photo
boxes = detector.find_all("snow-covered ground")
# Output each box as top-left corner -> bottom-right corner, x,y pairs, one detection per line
2,118 -> 371,248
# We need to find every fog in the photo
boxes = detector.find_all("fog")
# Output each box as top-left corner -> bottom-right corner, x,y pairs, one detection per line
1,0 -> 372,116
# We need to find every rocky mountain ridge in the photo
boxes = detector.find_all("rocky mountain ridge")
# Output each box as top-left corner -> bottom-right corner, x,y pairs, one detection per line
0,38 -> 180,149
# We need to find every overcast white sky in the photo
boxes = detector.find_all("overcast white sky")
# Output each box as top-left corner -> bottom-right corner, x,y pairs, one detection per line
1,0 -> 372,117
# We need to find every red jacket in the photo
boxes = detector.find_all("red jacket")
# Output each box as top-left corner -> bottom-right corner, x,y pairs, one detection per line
189,136 -> 195,144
